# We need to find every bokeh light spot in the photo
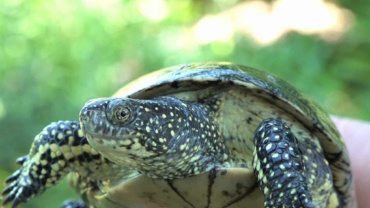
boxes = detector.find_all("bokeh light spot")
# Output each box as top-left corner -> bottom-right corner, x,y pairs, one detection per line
138,0 -> 169,22
192,15 -> 234,44
192,0 -> 354,45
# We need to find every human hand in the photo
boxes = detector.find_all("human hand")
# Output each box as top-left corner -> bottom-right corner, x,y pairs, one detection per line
332,117 -> 370,208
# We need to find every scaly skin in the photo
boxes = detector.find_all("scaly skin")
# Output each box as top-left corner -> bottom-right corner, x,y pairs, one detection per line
1,121 -> 123,208
2,96 -> 330,207
253,118 -> 315,208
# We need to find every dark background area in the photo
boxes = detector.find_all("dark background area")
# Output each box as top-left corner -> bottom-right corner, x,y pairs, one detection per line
0,0 -> 369,207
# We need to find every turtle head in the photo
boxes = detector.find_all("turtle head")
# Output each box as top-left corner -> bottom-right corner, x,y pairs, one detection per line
79,97 -> 173,161
80,96 -> 228,178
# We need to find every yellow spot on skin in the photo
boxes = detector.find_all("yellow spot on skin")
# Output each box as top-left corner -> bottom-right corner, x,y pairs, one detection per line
68,136 -> 74,145
57,133 -> 64,140
291,188 -> 296,195
50,170 -> 57,176
58,160 -> 66,167
170,130 -> 175,137
130,143 -> 142,151
256,160 -> 261,170
71,146 -> 82,156
77,130 -> 84,138
162,114 -> 167,118
60,145 -> 70,153
51,163 -> 60,171
38,145 -> 47,155
91,148 -> 99,155
82,144 -> 91,152
50,144 -> 58,153
258,169 -> 263,180
118,139 -> 132,146
279,164 -> 285,170
64,152 -> 74,160
146,126 -> 151,133
266,143 -> 272,151
180,143 -> 187,151
41,169 -> 47,175
303,155 -> 309,161
263,176 -> 267,184
41,160 -> 48,166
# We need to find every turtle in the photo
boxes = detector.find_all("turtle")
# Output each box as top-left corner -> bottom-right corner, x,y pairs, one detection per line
1,62 -> 355,208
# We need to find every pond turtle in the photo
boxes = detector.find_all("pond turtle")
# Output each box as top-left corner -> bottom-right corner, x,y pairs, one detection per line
2,63 -> 354,208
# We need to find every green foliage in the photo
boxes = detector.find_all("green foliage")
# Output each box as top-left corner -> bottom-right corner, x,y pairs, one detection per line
0,0 -> 369,207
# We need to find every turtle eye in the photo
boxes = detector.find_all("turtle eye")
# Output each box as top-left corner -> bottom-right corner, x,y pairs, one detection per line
115,107 -> 131,122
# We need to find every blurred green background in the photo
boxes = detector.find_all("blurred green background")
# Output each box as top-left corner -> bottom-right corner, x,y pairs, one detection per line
0,0 -> 369,207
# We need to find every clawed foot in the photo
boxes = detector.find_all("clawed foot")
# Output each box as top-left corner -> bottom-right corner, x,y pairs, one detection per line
2,155 -> 43,208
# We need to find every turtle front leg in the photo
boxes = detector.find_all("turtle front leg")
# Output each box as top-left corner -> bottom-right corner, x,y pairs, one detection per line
252,118 -> 315,208
1,121 -> 108,208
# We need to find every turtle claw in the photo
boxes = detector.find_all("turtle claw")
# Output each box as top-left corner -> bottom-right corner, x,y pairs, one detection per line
2,182 -> 16,196
15,156 -> 29,166
2,193 -> 22,208
2,191 -> 15,206
4,170 -> 21,184
1,156 -> 41,208
2,175 -> 35,208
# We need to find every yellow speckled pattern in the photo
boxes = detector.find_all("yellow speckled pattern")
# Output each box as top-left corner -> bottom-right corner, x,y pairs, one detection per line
1,63 -> 354,208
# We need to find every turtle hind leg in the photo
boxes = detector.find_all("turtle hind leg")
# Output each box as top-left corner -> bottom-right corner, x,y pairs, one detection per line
252,118 -> 315,208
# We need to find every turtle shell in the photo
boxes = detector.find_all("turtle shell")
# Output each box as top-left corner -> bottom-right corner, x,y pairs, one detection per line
89,62 -> 353,207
